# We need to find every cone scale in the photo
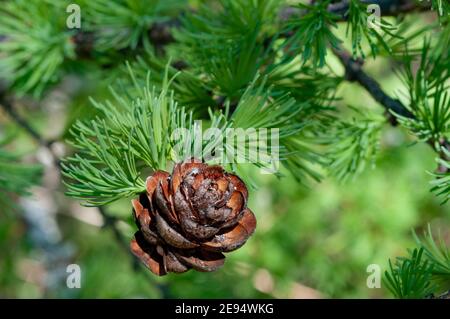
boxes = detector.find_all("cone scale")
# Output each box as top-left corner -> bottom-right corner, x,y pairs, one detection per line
130,160 -> 257,275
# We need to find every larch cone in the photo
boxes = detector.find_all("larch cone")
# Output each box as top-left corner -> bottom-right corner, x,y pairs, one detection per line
130,160 -> 257,275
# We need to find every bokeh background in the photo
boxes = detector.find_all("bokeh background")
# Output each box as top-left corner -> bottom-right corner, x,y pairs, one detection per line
0,1 -> 448,298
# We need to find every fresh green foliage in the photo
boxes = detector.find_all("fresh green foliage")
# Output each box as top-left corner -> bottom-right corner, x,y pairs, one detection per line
172,0 -> 279,99
346,0 -> 398,58
430,147 -> 450,203
228,76 -> 323,181
230,77 -> 303,136
384,248 -> 435,298
62,122 -> 146,207
265,57 -> 342,103
414,225 -> 450,293
325,108 -> 383,182
433,23 -> 450,59
394,42 -> 450,148
0,0 -> 75,97
428,0 -> 450,23
385,226 -> 450,298
282,1 -> 342,67
84,0 -> 185,51
0,133 -> 42,208
173,0 -> 279,60
62,69 -> 184,206
126,52 -> 215,113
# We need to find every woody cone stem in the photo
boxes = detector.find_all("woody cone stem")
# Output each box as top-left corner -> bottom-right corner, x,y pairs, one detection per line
130,160 -> 257,275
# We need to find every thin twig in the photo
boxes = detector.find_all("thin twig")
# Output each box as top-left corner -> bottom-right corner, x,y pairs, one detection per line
0,89 -> 141,270
279,0 -> 431,21
332,47 -> 414,124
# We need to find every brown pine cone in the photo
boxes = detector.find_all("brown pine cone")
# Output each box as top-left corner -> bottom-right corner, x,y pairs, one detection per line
130,160 -> 257,275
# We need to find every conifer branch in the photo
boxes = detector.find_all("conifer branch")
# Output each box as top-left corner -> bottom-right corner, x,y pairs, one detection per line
64,0 -> 448,173
0,88 -> 62,168
333,46 -> 450,171
72,1 -> 432,55
329,0 -> 432,17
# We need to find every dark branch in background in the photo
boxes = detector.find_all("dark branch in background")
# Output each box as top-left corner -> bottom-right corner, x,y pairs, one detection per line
4,0 -> 447,164
280,0 -> 431,21
0,90 -> 50,147
285,0 -> 448,170
333,47 -> 414,124
73,18 -> 180,60
0,87 -> 141,272
148,19 -> 180,55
